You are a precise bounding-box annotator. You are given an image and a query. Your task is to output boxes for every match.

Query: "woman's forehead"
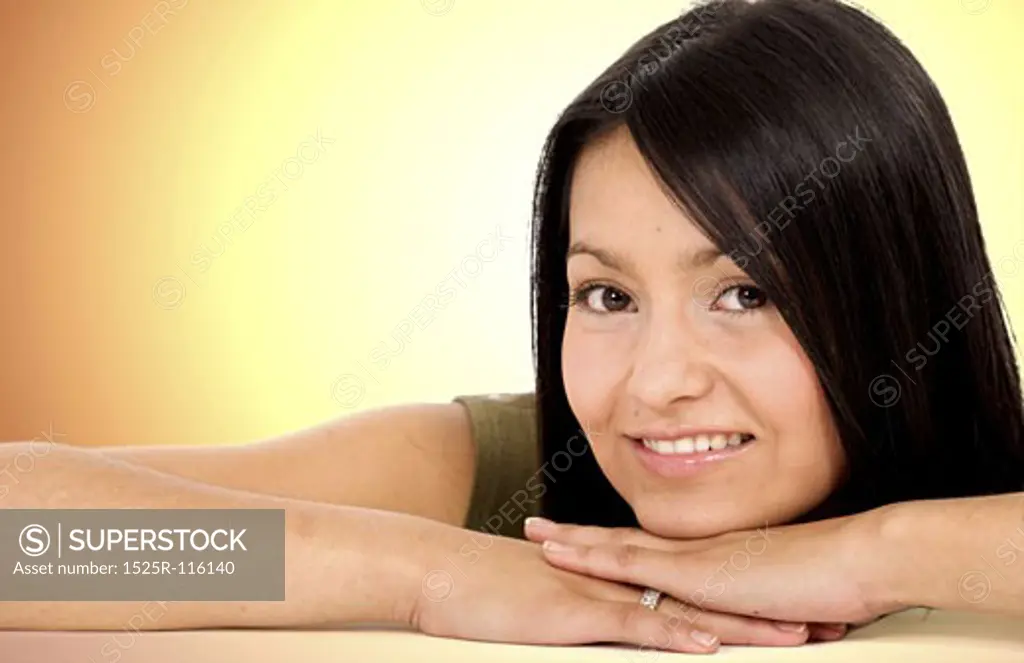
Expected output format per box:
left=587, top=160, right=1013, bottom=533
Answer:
left=569, top=131, right=697, bottom=236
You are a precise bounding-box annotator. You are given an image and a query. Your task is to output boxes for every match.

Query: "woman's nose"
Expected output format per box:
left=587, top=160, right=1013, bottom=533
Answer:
left=625, top=321, right=715, bottom=410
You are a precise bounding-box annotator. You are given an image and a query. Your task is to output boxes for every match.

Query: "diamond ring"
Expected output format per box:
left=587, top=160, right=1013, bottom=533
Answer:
left=640, top=587, right=664, bottom=611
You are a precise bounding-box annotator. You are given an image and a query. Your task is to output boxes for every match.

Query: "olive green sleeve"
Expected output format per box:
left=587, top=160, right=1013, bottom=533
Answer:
left=452, top=392, right=540, bottom=539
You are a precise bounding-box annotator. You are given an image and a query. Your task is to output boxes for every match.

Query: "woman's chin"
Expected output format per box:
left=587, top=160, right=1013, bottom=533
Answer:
left=635, top=513, right=746, bottom=539
left=631, top=501, right=790, bottom=539
left=632, top=501, right=818, bottom=539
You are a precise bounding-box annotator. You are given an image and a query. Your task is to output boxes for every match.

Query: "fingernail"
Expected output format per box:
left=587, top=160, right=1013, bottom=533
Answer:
left=542, top=540, right=572, bottom=554
left=691, top=630, right=719, bottom=648
left=524, top=517, right=555, bottom=531
left=774, top=622, right=808, bottom=633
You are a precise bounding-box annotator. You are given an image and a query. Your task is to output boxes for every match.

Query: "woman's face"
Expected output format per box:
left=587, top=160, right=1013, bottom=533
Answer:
left=562, top=126, right=846, bottom=538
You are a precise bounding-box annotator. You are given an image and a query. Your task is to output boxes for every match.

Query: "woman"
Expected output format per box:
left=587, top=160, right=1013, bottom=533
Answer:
left=3, top=0, right=1023, bottom=654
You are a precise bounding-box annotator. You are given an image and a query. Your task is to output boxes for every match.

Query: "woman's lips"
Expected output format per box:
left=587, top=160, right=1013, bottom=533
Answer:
left=629, top=435, right=756, bottom=478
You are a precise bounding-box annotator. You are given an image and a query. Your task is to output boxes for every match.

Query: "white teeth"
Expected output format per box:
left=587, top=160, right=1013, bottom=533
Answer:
left=642, top=434, right=752, bottom=455
left=673, top=438, right=695, bottom=453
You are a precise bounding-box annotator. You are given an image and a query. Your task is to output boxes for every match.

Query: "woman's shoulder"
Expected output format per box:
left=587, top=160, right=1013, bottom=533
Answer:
left=452, top=392, right=540, bottom=538
left=454, top=391, right=535, bottom=413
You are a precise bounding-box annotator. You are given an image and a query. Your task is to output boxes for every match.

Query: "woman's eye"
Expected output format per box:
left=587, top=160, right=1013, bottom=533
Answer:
left=713, top=284, right=768, bottom=312
left=572, top=284, right=634, bottom=313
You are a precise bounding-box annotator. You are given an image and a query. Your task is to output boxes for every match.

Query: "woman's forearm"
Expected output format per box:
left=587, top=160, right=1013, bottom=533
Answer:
left=0, top=442, right=428, bottom=630
left=871, top=492, right=1024, bottom=616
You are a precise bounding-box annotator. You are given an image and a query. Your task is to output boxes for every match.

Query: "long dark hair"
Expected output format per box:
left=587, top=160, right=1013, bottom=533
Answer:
left=531, top=0, right=1024, bottom=527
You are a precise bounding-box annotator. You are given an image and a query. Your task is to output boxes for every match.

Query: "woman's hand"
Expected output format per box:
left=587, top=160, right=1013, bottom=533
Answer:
left=409, top=524, right=830, bottom=653
left=524, top=508, right=904, bottom=633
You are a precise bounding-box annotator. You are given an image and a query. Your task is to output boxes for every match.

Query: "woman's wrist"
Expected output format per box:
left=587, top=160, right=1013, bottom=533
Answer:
left=846, top=501, right=919, bottom=616
left=352, top=509, right=449, bottom=626
left=855, top=494, right=1024, bottom=617
left=285, top=504, right=440, bottom=628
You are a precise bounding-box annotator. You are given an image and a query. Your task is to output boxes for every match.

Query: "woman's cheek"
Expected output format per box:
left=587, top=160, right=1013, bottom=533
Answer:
left=732, top=325, right=845, bottom=479
left=714, top=317, right=814, bottom=395
left=562, top=317, right=633, bottom=422
left=561, top=318, right=589, bottom=409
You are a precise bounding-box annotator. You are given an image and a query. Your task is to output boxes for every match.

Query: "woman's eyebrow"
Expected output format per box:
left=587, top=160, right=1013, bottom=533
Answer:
left=566, top=240, right=724, bottom=275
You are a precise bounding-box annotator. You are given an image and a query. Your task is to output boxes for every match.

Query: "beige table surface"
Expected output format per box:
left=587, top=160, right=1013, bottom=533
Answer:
left=3, top=609, right=1023, bottom=662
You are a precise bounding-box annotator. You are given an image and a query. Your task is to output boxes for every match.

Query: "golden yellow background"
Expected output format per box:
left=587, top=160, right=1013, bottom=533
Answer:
left=0, top=0, right=1021, bottom=448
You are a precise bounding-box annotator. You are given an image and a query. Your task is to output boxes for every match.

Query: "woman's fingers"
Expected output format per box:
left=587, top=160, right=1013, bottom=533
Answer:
left=652, top=595, right=811, bottom=647
left=575, top=597, right=812, bottom=654
left=543, top=540, right=696, bottom=601
left=575, top=568, right=814, bottom=648
left=808, top=623, right=849, bottom=641
left=574, top=599, right=721, bottom=654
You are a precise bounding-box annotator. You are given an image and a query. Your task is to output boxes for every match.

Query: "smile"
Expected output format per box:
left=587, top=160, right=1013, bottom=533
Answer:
left=640, top=433, right=755, bottom=455
left=629, top=432, right=757, bottom=478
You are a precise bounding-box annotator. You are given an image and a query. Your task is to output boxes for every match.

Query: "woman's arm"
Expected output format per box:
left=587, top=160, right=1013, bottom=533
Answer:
left=524, top=492, right=1024, bottom=625
left=0, top=442, right=775, bottom=653
left=0, top=441, right=429, bottom=629
left=870, top=492, right=1024, bottom=616
left=84, top=401, right=478, bottom=526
